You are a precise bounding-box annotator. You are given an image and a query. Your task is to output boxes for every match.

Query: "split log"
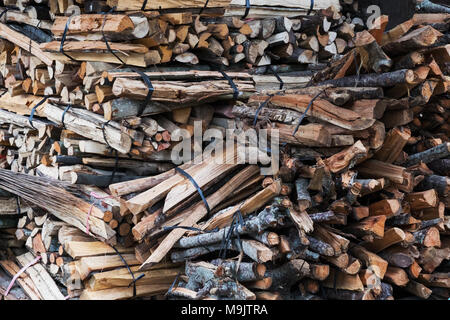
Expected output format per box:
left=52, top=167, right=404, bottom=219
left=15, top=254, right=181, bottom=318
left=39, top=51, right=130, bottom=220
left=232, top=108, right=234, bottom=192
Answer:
left=318, top=69, right=416, bottom=88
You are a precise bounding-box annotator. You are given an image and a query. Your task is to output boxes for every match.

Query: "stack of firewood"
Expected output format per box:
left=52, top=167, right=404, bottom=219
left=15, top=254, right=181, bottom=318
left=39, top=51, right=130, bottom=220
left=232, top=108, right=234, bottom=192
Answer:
left=0, top=0, right=355, bottom=184
left=0, top=0, right=449, bottom=301
left=0, top=1, right=348, bottom=68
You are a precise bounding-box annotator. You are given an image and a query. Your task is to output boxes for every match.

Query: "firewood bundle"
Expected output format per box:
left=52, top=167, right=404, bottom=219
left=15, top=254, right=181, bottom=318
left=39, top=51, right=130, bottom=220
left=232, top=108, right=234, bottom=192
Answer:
left=0, top=1, right=449, bottom=301
left=0, top=1, right=356, bottom=184
left=0, top=1, right=348, bottom=70
left=0, top=0, right=356, bottom=175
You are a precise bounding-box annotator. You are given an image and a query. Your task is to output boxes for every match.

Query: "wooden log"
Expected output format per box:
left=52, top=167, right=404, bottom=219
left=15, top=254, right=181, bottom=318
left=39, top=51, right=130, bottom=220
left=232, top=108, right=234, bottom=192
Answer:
left=324, top=140, right=367, bottom=173
left=404, top=280, right=432, bottom=299
left=51, top=14, right=134, bottom=36
left=312, top=225, right=349, bottom=256
left=351, top=206, right=369, bottom=221
left=356, top=160, right=407, bottom=185
left=0, top=260, right=42, bottom=300
left=112, top=78, right=254, bottom=104
left=249, top=94, right=375, bottom=131
left=80, top=284, right=169, bottom=300
left=349, top=99, right=387, bottom=120
left=43, top=104, right=131, bottom=154
left=295, top=179, right=311, bottom=211
left=322, top=287, right=373, bottom=300
left=211, top=259, right=265, bottom=282
left=107, top=0, right=230, bottom=11
left=383, top=26, right=442, bottom=56
left=138, top=166, right=262, bottom=269
left=318, top=69, right=416, bottom=88
left=271, top=123, right=331, bottom=147
left=127, top=147, right=238, bottom=215
left=374, top=127, right=411, bottom=163
left=266, top=259, right=311, bottom=291
left=349, top=245, right=388, bottom=279
left=64, top=241, right=133, bottom=259
left=412, top=227, right=441, bottom=248
left=323, top=269, right=364, bottom=292
left=0, top=169, right=115, bottom=242
left=104, top=99, right=178, bottom=120
left=379, top=245, right=416, bottom=268
left=175, top=206, right=281, bottom=248
left=407, top=190, right=439, bottom=211
left=384, top=266, right=409, bottom=287
left=408, top=260, right=422, bottom=279
left=16, top=252, right=64, bottom=300
left=419, top=176, right=449, bottom=199
left=201, top=179, right=281, bottom=231
left=363, top=228, right=406, bottom=253
left=419, top=247, right=450, bottom=273
left=241, top=239, right=275, bottom=263
left=251, top=231, right=279, bottom=247
left=355, top=30, right=392, bottom=73
left=369, top=199, right=402, bottom=218
left=86, top=266, right=180, bottom=291
left=382, top=19, right=414, bottom=45
left=406, top=143, right=450, bottom=167
left=344, top=215, right=386, bottom=240
left=418, top=273, right=450, bottom=289
left=0, top=23, right=53, bottom=65
left=75, top=253, right=141, bottom=281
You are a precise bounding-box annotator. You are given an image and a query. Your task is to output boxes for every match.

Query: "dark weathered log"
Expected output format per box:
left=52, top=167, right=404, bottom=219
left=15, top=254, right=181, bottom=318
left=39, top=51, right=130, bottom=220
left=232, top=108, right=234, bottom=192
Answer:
left=308, top=211, right=336, bottom=223
left=418, top=175, right=449, bottom=197
left=81, top=158, right=174, bottom=176
left=355, top=30, right=392, bottom=73
left=377, top=283, right=394, bottom=300
left=170, top=243, right=227, bottom=263
left=266, top=259, right=310, bottom=291
left=232, top=104, right=303, bottom=124
left=406, top=143, right=450, bottom=167
left=0, top=216, right=18, bottom=228
left=416, top=0, right=450, bottom=14
left=404, top=280, right=432, bottom=299
left=394, top=51, right=425, bottom=70
left=175, top=206, right=283, bottom=248
left=384, top=266, right=409, bottom=287
left=210, top=259, right=266, bottom=282
left=379, top=245, right=416, bottom=268
left=322, top=288, right=372, bottom=300
left=306, top=236, right=334, bottom=257
left=427, top=159, right=450, bottom=176
left=419, top=247, right=450, bottom=273
left=103, top=98, right=187, bottom=120
left=184, top=261, right=255, bottom=300
left=318, top=69, right=415, bottom=88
